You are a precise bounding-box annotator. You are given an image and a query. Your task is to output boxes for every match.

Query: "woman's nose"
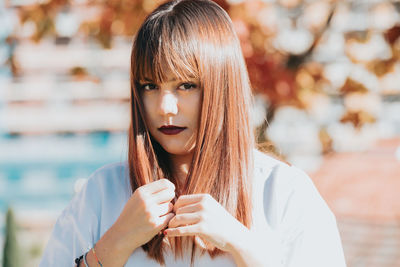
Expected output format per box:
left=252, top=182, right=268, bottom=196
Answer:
left=159, top=92, right=178, bottom=116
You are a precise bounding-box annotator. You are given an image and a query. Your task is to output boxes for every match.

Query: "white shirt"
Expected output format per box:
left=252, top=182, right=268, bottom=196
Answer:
left=40, top=150, right=346, bottom=266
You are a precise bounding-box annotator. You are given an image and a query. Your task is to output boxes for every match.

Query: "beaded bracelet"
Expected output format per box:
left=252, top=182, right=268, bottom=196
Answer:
left=74, top=255, right=84, bottom=267
left=92, top=245, right=103, bottom=267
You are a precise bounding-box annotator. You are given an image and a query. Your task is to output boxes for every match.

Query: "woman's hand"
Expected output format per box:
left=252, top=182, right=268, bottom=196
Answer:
left=113, top=178, right=176, bottom=250
left=85, top=179, right=176, bottom=267
left=164, top=194, right=248, bottom=252
left=164, top=194, right=273, bottom=267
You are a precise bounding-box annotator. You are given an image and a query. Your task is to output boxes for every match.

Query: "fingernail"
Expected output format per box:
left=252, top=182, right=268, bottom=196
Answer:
left=163, top=230, right=167, bottom=235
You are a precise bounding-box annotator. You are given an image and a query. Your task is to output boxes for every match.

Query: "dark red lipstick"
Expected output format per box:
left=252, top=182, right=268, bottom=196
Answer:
left=158, top=125, right=186, bottom=135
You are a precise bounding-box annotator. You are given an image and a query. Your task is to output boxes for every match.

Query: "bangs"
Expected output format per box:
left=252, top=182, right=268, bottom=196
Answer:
left=132, top=11, right=200, bottom=84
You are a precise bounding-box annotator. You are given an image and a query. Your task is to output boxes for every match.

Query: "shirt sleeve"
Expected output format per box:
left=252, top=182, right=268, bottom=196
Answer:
left=278, top=166, right=347, bottom=267
left=39, top=175, right=101, bottom=267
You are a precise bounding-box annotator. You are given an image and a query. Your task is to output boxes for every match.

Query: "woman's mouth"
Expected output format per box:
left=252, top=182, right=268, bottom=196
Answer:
left=158, top=125, right=187, bottom=135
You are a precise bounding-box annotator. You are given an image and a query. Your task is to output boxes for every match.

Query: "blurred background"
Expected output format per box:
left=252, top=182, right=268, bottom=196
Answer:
left=0, top=0, right=399, bottom=266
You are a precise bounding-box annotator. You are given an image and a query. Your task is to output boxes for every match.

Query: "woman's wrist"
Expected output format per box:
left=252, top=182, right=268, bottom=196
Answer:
left=85, top=224, right=139, bottom=267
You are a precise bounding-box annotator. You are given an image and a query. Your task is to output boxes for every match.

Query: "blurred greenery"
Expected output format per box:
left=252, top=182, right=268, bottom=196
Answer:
left=2, top=208, right=21, bottom=267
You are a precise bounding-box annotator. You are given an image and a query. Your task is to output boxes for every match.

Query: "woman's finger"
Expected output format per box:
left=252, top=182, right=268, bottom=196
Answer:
left=175, top=202, right=202, bottom=214
left=168, top=213, right=202, bottom=228
left=140, top=178, right=175, bottom=195
left=164, top=224, right=199, bottom=237
left=174, top=194, right=207, bottom=212
left=158, top=202, right=174, bottom=217
left=156, top=212, right=175, bottom=230
left=153, top=188, right=175, bottom=204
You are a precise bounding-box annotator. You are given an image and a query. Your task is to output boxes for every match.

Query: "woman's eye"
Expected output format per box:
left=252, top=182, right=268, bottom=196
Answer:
left=178, top=83, right=197, bottom=90
left=141, top=83, right=157, bottom=91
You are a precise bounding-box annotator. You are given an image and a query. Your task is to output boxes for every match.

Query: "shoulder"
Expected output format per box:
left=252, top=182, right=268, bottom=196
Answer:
left=253, top=151, right=345, bottom=266
left=75, top=161, right=131, bottom=216
left=253, top=149, right=310, bottom=190
left=60, top=161, right=130, bottom=221
left=83, top=161, right=131, bottom=196
left=87, top=161, right=129, bottom=185
left=253, top=150, right=306, bottom=193
left=252, top=149, right=334, bottom=226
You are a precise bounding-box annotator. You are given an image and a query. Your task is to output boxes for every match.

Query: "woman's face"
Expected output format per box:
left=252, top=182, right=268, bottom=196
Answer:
left=140, top=73, right=202, bottom=156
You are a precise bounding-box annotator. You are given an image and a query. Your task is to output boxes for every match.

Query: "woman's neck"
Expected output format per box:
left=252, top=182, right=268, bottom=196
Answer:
left=169, top=152, right=193, bottom=185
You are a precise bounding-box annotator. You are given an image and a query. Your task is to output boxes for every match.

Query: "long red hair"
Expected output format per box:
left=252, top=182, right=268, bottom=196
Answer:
left=128, top=0, right=254, bottom=264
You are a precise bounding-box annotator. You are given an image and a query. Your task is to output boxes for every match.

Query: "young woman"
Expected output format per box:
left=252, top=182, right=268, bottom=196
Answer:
left=40, top=0, right=346, bottom=266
